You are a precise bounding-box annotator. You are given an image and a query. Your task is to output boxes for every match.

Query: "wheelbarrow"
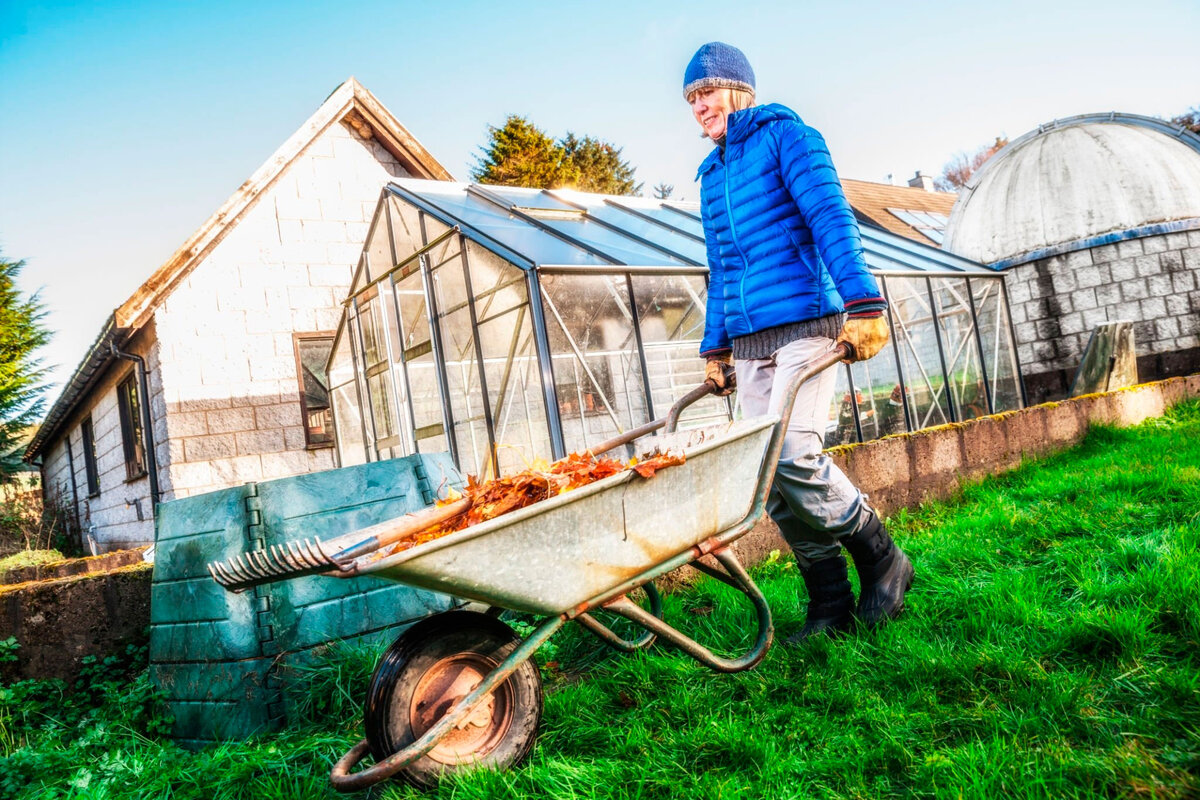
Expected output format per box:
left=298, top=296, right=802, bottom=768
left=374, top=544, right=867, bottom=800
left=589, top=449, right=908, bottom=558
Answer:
left=208, top=342, right=850, bottom=790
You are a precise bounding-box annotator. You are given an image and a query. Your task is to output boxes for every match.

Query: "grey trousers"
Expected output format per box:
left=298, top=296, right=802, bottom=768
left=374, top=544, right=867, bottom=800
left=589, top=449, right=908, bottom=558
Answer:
left=735, top=337, right=869, bottom=567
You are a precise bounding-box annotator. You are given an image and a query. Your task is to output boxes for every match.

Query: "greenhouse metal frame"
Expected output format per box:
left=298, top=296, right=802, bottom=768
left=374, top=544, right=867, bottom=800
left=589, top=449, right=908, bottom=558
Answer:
left=328, top=180, right=1026, bottom=477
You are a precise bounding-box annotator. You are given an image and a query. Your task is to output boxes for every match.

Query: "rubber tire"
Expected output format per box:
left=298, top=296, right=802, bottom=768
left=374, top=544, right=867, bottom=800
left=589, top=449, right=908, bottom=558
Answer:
left=364, top=610, right=543, bottom=788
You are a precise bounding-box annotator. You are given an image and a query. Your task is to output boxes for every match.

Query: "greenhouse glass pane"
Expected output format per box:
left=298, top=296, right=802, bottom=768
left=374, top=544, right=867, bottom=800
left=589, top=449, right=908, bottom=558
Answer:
left=477, top=305, right=552, bottom=474
left=401, top=184, right=606, bottom=266
left=886, top=277, right=953, bottom=429
left=931, top=278, right=988, bottom=420
left=395, top=268, right=432, bottom=353
left=333, top=383, right=366, bottom=467
left=442, top=309, right=490, bottom=475
left=822, top=363, right=858, bottom=448
left=364, top=205, right=394, bottom=284
left=972, top=278, right=1023, bottom=412
left=429, top=245, right=472, bottom=326
left=630, top=274, right=729, bottom=430
left=566, top=200, right=707, bottom=264
left=357, top=291, right=400, bottom=454
left=327, top=325, right=355, bottom=391
left=536, top=216, right=693, bottom=266
left=465, top=239, right=528, bottom=322
left=387, top=196, right=425, bottom=263
left=848, top=340, right=908, bottom=440
left=358, top=289, right=387, bottom=368
left=616, top=203, right=705, bottom=239
left=393, top=269, right=446, bottom=454
left=540, top=273, right=647, bottom=453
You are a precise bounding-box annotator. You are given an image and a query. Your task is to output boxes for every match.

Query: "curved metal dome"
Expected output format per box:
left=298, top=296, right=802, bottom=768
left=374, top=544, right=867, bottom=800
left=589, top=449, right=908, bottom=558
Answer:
left=943, top=113, right=1200, bottom=267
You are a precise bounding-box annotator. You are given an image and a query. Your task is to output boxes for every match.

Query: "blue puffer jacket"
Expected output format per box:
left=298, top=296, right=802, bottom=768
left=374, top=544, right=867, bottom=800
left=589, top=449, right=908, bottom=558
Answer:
left=698, top=103, right=884, bottom=356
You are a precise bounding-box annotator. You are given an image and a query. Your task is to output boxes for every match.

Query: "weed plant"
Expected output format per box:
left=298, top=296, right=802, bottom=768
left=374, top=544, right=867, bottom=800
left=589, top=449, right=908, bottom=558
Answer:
left=2, top=402, right=1198, bottom=798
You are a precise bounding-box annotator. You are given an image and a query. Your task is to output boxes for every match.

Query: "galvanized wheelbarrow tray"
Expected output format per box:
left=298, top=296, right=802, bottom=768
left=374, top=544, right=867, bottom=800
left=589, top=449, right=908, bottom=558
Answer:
left=209, top=343, right=849, bottom=790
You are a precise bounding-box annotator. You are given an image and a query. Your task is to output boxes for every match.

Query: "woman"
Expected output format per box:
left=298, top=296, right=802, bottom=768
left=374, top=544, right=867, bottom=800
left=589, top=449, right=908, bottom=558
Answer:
left=685, top=42, right=913, bottom=642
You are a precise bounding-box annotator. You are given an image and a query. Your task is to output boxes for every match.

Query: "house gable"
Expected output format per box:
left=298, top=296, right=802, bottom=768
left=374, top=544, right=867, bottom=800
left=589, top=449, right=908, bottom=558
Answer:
left=29, top=79, right=453, bottom=550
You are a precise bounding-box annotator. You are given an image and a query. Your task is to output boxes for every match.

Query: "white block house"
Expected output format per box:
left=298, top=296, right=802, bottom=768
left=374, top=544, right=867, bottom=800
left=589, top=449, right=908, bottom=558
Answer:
left=26, top=79, right=453, bottom=552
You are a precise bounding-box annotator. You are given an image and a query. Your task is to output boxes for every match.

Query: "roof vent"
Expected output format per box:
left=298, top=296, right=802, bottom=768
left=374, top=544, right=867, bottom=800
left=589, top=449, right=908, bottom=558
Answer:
left=514, top=206, right=585, bottom=221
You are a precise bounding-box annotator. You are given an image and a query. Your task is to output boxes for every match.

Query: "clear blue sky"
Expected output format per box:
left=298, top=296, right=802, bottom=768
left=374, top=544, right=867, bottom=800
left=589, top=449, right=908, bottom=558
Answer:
left=2, top=0, right=1197, bottom=391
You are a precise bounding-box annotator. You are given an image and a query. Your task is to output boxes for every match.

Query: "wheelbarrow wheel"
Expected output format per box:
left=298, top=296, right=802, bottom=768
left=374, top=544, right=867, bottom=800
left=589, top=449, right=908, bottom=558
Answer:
left=364, top=610, right=543, bottom=788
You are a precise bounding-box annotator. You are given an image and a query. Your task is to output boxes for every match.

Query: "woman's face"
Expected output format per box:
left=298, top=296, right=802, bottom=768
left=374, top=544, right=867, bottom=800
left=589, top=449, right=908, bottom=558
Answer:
left=689, top=87, right=734, bottom=140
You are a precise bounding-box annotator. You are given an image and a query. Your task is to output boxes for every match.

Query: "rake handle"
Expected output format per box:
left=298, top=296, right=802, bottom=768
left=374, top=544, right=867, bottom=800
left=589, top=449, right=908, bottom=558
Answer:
left=330, top=496, right=472, bottom=562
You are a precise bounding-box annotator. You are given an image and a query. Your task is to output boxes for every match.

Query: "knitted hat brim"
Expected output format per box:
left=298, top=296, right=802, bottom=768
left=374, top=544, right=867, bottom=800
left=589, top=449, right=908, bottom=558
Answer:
left=683, top=77, right=755, bottom=100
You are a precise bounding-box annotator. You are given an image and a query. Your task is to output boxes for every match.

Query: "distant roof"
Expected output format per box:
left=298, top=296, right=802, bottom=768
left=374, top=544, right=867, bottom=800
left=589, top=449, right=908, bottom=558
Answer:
left=943, top=112, right=1200, bottom=268
left=27, top=79, right=452, bottom=462
left=842, top=179, right=957, bottom=245
left=388, top=180, right=995, bottom=277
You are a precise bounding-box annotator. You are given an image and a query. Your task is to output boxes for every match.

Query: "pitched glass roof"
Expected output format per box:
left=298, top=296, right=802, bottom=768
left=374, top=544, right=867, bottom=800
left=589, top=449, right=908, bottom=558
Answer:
left=389, top=180, right=996, bottom=276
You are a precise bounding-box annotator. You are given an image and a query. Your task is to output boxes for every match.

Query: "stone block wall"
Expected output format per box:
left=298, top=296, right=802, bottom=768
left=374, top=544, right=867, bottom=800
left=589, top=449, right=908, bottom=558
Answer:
left=151, top=119, right=411, bottom=503
left=1005, top=229, right=1200, bottom=402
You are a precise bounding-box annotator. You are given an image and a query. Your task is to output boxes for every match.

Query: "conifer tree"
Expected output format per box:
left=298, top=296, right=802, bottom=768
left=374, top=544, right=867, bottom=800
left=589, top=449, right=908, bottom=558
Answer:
left=472, top=116, right=640, bottom=196
left=0, top=253, right=50, bottom=481
left=471, top=115, right=568, bottom=189
left=559, top=134, right=641, bottom=196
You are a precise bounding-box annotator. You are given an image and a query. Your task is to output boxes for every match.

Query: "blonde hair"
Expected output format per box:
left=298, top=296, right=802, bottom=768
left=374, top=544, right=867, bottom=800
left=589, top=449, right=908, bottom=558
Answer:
left=687, top=87, right=757, bottom=139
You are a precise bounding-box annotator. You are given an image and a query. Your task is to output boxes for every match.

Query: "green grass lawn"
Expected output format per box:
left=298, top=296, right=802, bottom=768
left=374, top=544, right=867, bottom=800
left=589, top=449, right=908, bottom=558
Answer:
left=3, top=401, right=1199, bottom=799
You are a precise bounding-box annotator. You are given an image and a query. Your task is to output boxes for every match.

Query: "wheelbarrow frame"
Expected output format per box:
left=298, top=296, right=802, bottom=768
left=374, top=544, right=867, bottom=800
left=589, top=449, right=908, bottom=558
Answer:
left=328, top=343, right=850, bottom=791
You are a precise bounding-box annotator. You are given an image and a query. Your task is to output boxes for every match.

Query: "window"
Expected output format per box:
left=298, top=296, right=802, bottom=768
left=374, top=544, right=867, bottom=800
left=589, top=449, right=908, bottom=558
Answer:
left=80, top=415, right=99, bottom=497
left=117, top=374, right=146, bottom=480
left=294, top=333, right=335, bottom=448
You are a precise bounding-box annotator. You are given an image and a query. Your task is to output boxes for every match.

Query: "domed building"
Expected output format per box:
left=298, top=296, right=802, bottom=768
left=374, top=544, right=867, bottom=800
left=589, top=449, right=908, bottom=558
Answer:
left=943, top=112, right=1200, bottom=402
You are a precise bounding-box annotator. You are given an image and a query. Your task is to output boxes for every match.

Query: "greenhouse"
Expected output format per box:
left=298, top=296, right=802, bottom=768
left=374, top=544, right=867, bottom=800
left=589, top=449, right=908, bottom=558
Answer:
left=328, top=180, right=1026, bottom=477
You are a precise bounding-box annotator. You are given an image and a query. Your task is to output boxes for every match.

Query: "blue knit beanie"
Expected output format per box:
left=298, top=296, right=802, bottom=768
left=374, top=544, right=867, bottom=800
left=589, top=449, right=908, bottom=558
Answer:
left=683, top=42, right=755, bottom=100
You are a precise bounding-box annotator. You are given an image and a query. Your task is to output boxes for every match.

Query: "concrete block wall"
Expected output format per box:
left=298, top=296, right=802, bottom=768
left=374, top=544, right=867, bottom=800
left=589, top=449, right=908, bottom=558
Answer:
left=1005, top=230, right=1200, bottom=401
left=38, top=329, right=162, bottom=551
left=153, top=120, right=411, bottom=501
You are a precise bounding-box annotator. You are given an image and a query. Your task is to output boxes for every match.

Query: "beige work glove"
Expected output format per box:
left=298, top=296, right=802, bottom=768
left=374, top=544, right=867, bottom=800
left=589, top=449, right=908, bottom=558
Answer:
left=704, top=353, right=736, bottom=396
left=837, top=315, right=890, bottom=362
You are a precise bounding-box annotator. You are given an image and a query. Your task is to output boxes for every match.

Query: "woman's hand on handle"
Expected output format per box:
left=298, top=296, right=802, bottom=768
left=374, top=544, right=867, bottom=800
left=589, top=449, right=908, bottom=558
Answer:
left=837, top=316, right=890, bottom=362
left=704, top=354, right=736, bottom=395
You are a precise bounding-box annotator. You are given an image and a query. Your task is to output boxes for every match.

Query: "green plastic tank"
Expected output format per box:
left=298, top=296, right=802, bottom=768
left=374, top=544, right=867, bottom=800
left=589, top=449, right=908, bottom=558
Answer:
left=149, top=453, right=464, bottom=748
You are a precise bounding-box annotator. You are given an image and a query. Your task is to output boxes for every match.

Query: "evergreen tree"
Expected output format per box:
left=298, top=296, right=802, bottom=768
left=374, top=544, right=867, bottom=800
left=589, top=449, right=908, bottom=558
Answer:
left=472, top=116, right=641, bottom=196
left=0, top=253, right=50, bottom=481
left=652, top=182, right=674, bottom=200
left=559, top=134, right=641, bottom=196
left=471, top=115, right=567, bottom=189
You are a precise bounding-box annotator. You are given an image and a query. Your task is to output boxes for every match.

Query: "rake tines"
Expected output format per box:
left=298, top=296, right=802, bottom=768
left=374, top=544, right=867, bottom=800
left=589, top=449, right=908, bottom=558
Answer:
left=208, top=537, right=344, bottom=593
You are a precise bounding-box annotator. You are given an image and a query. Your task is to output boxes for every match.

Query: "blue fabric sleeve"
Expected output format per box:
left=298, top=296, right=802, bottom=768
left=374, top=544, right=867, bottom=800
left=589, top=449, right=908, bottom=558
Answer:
left=773, top=122, right=884, bottom=307
left=699, top=199, right=732, bottom=356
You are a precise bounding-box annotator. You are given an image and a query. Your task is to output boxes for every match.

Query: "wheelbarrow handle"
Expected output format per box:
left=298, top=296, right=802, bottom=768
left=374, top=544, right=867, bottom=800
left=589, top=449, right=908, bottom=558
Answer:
left=589, top=342, right=851, bottom=458
left=588, top=382, right=717, bottom=457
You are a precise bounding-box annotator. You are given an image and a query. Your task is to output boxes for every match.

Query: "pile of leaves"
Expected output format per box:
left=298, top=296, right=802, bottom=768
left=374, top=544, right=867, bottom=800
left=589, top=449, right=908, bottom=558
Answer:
left=390, top=450, right=685, bottom=553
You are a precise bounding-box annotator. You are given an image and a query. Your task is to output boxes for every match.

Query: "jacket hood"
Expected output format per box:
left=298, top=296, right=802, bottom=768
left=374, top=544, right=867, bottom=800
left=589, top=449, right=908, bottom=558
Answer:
left=696, top=103, right=803, bottom=179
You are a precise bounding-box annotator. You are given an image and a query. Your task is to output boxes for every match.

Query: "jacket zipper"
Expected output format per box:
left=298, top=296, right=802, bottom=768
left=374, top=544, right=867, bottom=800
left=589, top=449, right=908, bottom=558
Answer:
left=721, top=146, right=753, bottom=332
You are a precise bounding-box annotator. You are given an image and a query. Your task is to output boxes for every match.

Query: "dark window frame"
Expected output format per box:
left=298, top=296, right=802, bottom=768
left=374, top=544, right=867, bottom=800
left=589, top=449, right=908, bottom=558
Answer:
left=293, top=331, right=336, bottom=450
left=116, top=372, right=147, bottom=482
left=80, top=415, right=100, bottom=497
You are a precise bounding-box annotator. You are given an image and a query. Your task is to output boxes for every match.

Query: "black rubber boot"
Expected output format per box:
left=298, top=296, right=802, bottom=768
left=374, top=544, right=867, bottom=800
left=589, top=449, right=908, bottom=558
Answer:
left=843, top=511, right=914, bottom=627
left=784, top=554, right=855, bottom=646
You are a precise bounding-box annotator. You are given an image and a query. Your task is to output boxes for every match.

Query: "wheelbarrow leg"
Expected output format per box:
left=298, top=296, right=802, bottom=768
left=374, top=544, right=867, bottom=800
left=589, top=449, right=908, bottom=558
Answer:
left=575, top=582, right=663, bottom=652
left=603, top=548, right=774, bottom=674
left=329, top=614, right=565, bottom=792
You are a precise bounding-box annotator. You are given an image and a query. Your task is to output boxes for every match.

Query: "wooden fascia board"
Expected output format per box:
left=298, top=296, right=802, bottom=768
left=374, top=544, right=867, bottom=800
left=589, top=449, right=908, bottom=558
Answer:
left=349, top=81, right=454, bottom=181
